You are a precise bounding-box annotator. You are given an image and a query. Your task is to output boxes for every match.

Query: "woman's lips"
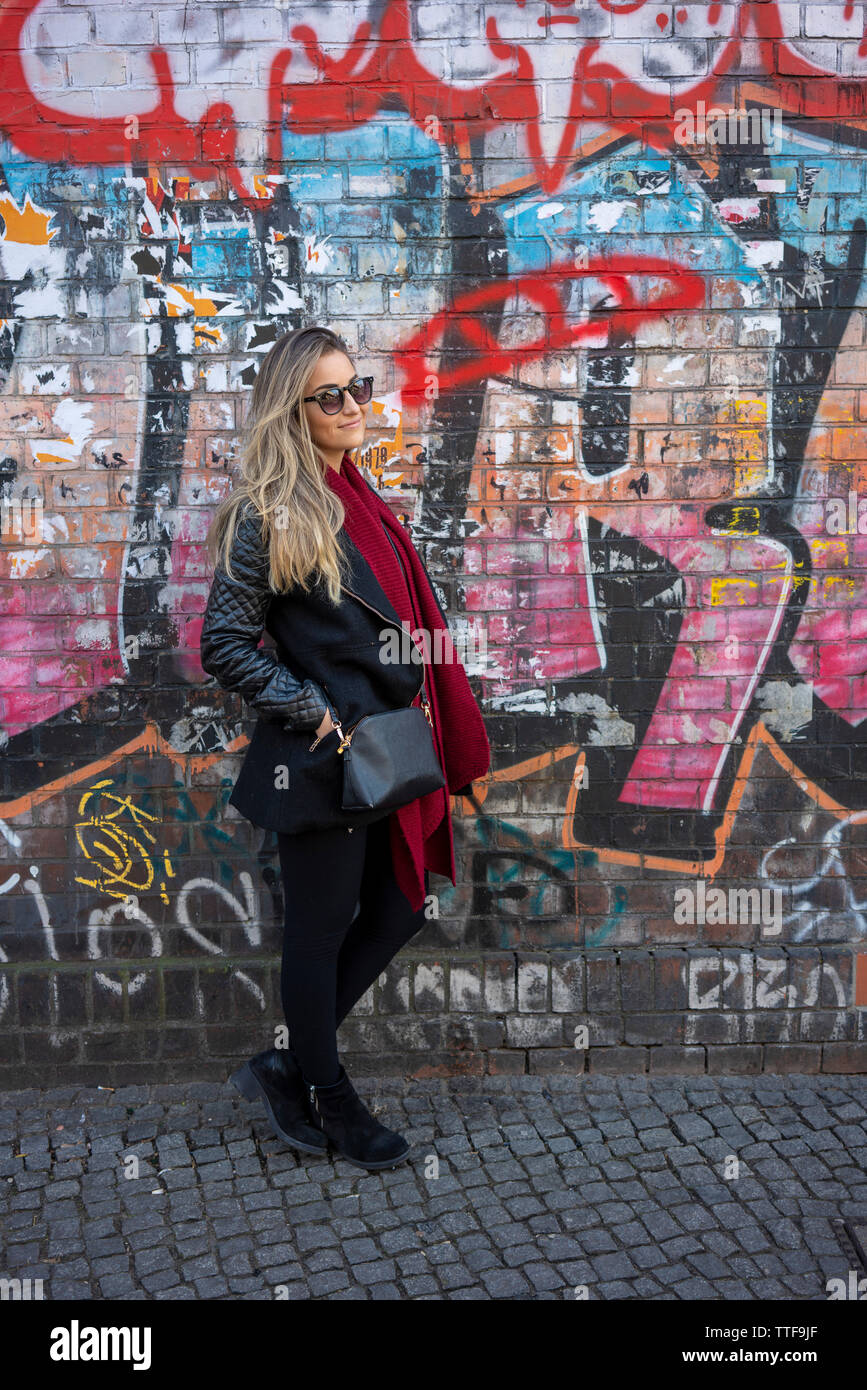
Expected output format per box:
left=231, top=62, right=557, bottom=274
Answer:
left=339, top=419, right=362, bottom=428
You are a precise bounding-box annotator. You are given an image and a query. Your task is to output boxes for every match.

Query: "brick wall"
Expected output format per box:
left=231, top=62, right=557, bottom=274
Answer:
left=2, top=1, right=867, bottom=1084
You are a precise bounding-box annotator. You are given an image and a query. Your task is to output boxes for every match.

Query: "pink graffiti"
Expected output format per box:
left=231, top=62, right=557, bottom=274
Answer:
left=466, top=499, right=798, bottom=814
left=617, top=533, right=795, bottom=812
left=787, top=498, right=867, bottom=727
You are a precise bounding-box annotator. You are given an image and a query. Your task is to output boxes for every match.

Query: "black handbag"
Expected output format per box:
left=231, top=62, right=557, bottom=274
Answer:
left=315, top=524, right=446, bottom=814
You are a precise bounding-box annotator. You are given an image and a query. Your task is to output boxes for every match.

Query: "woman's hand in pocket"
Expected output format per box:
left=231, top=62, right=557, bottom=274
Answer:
left=314, top=707, right=337, bottom=740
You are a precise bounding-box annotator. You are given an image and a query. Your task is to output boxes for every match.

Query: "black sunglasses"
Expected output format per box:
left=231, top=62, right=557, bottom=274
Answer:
left=302, top=375, right=374, bottom=415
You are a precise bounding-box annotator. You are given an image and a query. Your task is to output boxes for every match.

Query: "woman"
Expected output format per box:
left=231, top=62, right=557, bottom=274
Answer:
left=200, top=325, right=490, bottom=1171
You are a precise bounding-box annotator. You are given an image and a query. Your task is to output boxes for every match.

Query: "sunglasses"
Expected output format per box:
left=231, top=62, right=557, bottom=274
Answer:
left=302, top=375, right=374, bottom=415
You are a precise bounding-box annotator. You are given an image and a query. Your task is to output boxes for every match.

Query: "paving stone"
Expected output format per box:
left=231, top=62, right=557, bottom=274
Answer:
left=2, top=1074, right=865, bottom=1301
left=672, top=1114, right=715, bottom=1143
left=480, top=1268, right=533, bottom=1297
left=591, top=1252, right=639, bottom=1280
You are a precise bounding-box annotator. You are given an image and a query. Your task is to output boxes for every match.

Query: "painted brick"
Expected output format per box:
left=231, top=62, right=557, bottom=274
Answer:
left=1, top=4, right=866, bottom=1085
left=505, top=1016, right=565, bottom=1049
left=517, top=959, right=549, bottom=1013
left=449, top=964, right=483, bottom=1013
left=585, top=956, right=619, bottom=1013
left=551, top=958, right=584, bottom=1013
left=483, top=958, right=516, bottom=1014
left=706, top=1046, right=765, bottom=1074
left=587, top=1048, right=648, bottom=1075
left=413, top=965, right=445, bottom=1013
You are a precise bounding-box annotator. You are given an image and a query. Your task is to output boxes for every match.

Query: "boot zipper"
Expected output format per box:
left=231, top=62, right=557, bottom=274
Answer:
left=309, top=1082, right=320, bottom=1124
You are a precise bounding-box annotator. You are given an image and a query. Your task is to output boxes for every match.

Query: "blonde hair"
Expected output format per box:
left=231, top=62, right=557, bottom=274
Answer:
left=206, top=325, right=359, bottom=605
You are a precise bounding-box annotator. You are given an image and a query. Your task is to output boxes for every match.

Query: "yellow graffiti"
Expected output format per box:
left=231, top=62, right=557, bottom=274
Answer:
left=358, top=398, right=414, bottom=487
left=194, top=321, right=226, bottom=349
left=734, top=464, right=769, bottom=494
left=823, top=574, right=856, bottom=598
left=733, top=398, right=766, bottom=424
left=809, top=538, right=850, bottom=563
left=710, top=577, right=759, bottom=605
left=712, top=505, right=760, bottom=536
left=74, top=778, right=174, bottom=904
left=34, top=436, right=77, bottom=466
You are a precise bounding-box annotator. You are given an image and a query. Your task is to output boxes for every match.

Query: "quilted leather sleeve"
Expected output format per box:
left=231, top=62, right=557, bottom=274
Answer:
left=200, top=505, right=330, bottom=732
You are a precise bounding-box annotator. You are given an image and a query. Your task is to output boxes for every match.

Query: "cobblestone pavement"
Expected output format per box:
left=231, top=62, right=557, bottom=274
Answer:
left=2, top=1073, right=866, bottom=1301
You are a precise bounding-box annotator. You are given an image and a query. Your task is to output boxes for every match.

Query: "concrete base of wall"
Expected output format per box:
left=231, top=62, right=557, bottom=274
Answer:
left=2, top=947, right=866, bottom=1088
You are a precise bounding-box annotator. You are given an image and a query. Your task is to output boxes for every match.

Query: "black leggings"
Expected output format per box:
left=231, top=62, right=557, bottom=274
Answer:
left=276, top=816, right=429, bottom=1087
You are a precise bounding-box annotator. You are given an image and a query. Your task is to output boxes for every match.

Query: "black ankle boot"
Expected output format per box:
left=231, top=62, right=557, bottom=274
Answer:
left=307, top=1065, right=411, bottom=1171
left=230, top=1047, right=327, bottom=1155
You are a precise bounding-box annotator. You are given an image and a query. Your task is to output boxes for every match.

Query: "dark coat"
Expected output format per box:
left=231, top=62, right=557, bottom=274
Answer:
left=200, top=503, right=455, bottom=834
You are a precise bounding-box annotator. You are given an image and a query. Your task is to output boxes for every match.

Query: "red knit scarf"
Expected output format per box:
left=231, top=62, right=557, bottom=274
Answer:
left=323, top=451, right=490, bottom=910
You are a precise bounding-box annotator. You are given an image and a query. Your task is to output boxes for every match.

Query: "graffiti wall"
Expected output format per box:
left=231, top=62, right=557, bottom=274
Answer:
left=2, top=1, right=867, bottom=1082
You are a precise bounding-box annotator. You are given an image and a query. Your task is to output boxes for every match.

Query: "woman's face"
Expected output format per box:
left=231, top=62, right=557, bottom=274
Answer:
left=301, top=349, right=368, bottom=465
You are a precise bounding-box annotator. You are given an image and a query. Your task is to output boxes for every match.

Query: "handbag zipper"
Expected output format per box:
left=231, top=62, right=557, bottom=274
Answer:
left=330, top=699, right=432, bottom=755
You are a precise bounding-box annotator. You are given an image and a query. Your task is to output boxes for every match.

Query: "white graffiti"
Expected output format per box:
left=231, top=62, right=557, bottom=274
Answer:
left=0, top=870, right=266, bottom=1038
left=88, top=873, right=265, bottom=1008
left=687, top=952, right=848, bottom=1011
left=686, top=952, right=849, bottom=1043
left=760, top=811, right=867, bottom=942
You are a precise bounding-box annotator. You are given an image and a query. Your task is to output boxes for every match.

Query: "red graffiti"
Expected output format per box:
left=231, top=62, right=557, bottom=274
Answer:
left=395, top=256, right=705, bottom=403
left=0, top=2, right=864, bottom=205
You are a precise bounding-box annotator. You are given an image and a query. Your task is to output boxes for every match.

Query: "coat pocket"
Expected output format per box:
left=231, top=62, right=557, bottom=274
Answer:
left=229, top=716, right=393, bottom=835
left=301, top=641, right=423, bottom=729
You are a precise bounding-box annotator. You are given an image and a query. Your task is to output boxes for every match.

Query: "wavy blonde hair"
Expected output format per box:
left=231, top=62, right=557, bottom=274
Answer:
left=206, top=325, right=360, bottom=605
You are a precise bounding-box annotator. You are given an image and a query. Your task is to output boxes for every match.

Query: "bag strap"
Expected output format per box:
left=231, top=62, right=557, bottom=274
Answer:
left=380, top=520, right=432, bottom=716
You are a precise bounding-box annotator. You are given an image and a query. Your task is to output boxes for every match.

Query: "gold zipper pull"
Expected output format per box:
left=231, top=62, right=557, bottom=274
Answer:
left=310, top=688, right=342, bottom=751
left=334, top=717, right=352, bottom=752
left=310, top=715, right=357, bottom=753
left=329, top=716, right=349, bottom=752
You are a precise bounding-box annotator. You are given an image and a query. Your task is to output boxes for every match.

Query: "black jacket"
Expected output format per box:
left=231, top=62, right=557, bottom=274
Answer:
left=200, top=502, right=456, bottom=834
